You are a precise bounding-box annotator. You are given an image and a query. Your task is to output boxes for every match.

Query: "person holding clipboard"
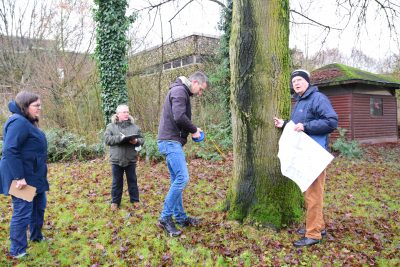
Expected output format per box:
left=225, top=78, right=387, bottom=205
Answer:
left=0, top=91, right=49, bottom=259
left=104, top=104, right=144, bottom=211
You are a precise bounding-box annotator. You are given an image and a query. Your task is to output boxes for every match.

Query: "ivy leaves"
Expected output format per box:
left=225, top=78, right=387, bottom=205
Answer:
left=94, top=0, right=137, bottom=125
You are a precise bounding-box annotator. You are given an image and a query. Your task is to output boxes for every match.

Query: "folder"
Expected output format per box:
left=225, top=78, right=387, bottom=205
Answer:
left=8, top=180, right=37, bottom=202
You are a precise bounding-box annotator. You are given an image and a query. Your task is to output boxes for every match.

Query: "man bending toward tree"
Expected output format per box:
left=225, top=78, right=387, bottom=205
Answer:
left=157, top=71, right=208, bottom=237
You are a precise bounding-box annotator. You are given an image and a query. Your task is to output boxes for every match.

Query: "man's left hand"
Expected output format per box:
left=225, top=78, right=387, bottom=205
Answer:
left=192, top=128, right=202, bottom=139
left=129, top=138, right=138, bottom=145
left=294, top=123, right=304, bottom=132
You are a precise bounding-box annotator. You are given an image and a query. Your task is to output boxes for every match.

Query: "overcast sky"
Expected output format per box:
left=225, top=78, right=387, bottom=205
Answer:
left=129, top=0, right=399, bottom=61
left=4, top=0, right=399, bottom=63
left=128, top=0, right=223, bottom=52
left=290, top=1, right=399, bottom=61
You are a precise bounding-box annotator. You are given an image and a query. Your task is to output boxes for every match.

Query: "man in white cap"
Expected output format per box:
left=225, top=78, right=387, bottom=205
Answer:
left=274, top=69, right=338, bottom=247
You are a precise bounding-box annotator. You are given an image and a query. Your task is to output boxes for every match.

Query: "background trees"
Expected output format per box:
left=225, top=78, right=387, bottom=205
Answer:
left=0, top=0, right=398, bottom=157
left=0, top=0, right=101, bottom=139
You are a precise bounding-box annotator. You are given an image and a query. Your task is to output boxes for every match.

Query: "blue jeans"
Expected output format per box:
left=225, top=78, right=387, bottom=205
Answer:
left=158, top=141, right=189, bottom=223
left=111, top=164, right=139, bottom=205
left=10, top=192, right=46, bottom=256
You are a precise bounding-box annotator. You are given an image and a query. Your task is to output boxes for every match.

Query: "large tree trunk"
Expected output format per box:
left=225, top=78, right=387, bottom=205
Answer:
left=226, top=0, right=303, bottom=228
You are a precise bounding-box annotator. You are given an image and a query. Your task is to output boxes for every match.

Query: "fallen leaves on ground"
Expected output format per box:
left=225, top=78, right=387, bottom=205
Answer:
left=0, top=143, right=399, bottom=266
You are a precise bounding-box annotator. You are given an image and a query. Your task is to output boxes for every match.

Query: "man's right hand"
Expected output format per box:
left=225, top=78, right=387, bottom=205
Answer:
left=192, top=128, right=202, bottom=139
left=273, top=117, right=284, bottom=128
left=15, top=179, right=27, bottom=190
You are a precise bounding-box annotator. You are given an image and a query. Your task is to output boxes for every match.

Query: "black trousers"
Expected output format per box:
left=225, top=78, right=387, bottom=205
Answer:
left=111, top=163, right=139, bottom=205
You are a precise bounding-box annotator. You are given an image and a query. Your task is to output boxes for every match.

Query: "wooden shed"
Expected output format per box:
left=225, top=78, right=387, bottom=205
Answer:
left=310, top=63, right=400, bottom=144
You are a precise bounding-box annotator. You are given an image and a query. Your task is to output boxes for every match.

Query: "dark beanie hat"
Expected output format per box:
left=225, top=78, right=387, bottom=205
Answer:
left=291, top=69, right=310, bottom=84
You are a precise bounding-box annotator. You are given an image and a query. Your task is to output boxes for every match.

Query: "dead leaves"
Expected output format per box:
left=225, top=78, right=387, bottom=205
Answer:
left=0, top=142, right=399, bottom=265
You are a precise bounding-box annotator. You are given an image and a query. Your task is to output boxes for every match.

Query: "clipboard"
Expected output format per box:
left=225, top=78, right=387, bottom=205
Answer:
left=121, top=134, right=141, bottom=143
left=8, top=180, right=37, bottom=202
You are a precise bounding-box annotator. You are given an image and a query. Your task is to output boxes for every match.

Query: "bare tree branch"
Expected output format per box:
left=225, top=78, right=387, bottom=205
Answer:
left=290, top=9, right=342, bottom=31
left=207, top=0, right=226, bottom=8
left=168, top=0, right=194, bottom=37
left=130, top=0, right=227, bottom=52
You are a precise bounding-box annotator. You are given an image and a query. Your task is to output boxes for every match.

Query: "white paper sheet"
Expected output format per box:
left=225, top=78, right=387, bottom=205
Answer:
left=278, top=121, right=334, bottom=192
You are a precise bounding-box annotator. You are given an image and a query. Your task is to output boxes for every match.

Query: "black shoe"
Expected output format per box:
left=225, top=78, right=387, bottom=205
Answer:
left=293, top=237, right=320, bottom=247
left=157, top=217, right=182, bottom=237
left=296, top=228, right=327, bottom=236
left=177, top=217, right=201, bottom=228
left=31, top=236, right=46, bottom=242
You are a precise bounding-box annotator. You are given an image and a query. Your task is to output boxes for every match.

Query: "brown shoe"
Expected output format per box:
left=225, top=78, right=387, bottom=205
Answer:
left=111, top=203, right=119, bottom=211
left=133, top=202, right=140, bottom=209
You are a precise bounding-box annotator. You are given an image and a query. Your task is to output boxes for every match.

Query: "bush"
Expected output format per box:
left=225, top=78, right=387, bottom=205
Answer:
left=332, top=128, right=363, bottom=159
left=139, top=132, right=163, bottom=163
left=138, top=123, right=232, bottom=163
left=187, top=123, right=232, bottom=161
left=45, top=128, right=104, bottom=162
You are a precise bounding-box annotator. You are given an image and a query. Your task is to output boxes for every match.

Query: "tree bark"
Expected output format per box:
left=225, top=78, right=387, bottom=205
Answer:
left=226, top=0, right=303, bottom=228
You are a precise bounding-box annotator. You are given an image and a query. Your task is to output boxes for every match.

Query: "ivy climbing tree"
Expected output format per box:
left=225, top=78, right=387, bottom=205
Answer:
left=94, top=0, right=136, bottom=124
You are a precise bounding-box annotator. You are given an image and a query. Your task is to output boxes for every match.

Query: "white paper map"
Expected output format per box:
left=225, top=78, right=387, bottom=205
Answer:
left=278, top=121, right=334, bottom=192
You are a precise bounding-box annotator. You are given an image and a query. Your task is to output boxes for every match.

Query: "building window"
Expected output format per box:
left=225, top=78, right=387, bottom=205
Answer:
left=163, top=62, right=172, bottom=70
left=182, top=56, right=194, bottom=66
left=370, top=97, right=383, bottom=116
left=172, top=59, right=181, bottom=68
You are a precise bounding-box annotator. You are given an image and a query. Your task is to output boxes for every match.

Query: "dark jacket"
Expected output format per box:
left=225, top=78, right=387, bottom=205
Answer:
left=290, top=85, right=338, bottom=150
left=0, top=101, right=49, bottom=195
left=104, top=115, right=144, bottom=167
left=157, top=77, right=197, bottom=146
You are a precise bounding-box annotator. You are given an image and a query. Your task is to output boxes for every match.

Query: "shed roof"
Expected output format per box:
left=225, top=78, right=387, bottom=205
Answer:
left=311, top=63, right=400, bottom=88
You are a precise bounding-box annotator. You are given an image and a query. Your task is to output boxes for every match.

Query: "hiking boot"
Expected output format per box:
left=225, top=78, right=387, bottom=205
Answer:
left=132, top=202, right=140, bottom=209
left=111, top=203, right=119, bottom=211
left=31, top=236, right=46, bottom=242
left=177, top=217, right=201, bottom=228
left=296, top=228, right=327, bottom=236
left=157, top=217, right=182, bottom=237
left=293, top=237, right=320, bottom=247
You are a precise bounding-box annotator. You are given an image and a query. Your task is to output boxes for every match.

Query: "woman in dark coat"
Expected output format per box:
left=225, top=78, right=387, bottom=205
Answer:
left=0, top=91, right=49, bottom=258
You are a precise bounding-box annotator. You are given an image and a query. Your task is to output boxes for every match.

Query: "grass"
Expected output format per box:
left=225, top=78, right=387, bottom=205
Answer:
left=0, top=142, right=399, bottom=266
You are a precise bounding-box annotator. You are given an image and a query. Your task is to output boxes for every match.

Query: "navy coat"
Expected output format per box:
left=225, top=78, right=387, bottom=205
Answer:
left=0, top=101, right=49, bottom=195
left=291, top=85, right=338, bottom=150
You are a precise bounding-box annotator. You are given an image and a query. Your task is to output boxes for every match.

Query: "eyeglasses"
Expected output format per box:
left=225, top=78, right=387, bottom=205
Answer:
left=198, top=82, right=207, bottom=91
